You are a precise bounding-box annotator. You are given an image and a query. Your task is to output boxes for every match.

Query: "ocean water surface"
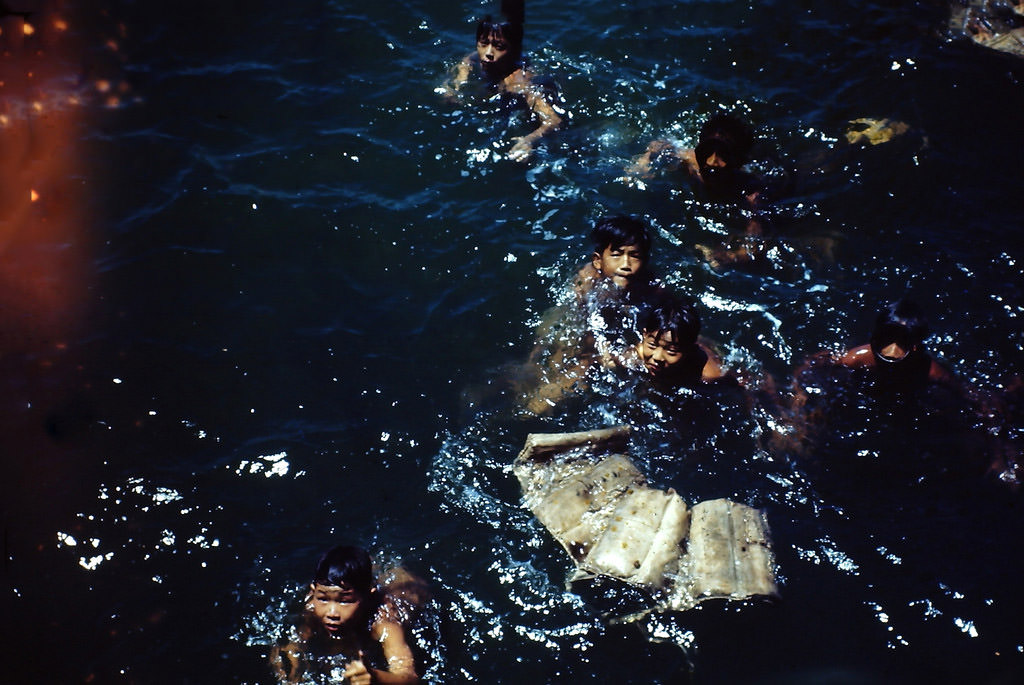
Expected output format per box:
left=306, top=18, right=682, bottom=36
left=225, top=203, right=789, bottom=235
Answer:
left=2, top=0, right=1024, bottom=682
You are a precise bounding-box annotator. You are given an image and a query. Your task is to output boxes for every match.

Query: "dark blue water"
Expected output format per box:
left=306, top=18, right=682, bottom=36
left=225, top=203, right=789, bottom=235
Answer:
left=3, top=0, right=1024, bottom=682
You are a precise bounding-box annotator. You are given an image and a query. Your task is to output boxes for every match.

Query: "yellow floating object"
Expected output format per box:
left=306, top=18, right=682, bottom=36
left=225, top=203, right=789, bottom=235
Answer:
left=844, top=118, right=910, bottom=146
left=514, top=425, right=779, bottom=613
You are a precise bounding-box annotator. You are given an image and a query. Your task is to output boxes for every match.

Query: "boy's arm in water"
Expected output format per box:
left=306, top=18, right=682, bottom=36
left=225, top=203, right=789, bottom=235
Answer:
left=695, top=192, right=767, bottom=268
left=437, top=54, right=473, bottom=102
left=766, top=350, right=836, bottom=455
left=504, top=69, right=563, bottom=161
left=835, top=344, right=872, bottom=368
left=269, top=641, right=303, bottom=683
left=625, top=139, right=688, bottom=178
left=343, top=618, right=419, bottom=685
left=698, top=338, right=766, bottom=388
left=522, top=346, right=592, bottom=415
left=743, top=189, right=764, bottom=236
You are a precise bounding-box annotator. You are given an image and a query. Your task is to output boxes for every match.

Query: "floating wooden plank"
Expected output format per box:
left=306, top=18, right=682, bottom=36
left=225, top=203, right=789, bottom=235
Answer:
left=669, top=498, right=777, bottom=611
left=514, top=426, right=779, bottom=614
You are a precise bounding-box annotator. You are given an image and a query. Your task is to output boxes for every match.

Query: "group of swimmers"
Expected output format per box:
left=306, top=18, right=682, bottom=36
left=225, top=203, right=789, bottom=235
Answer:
left=269, top=2, right=1022, bottom=681
left=436, top=1, right=1017, bottom=467
left=437, top=0, right=925, bottom=271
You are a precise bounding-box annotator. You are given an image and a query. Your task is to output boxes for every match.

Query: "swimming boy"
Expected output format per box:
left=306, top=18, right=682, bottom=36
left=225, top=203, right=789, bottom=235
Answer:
left=439, top=0, right=564, bottom=162
left=811, top=300, right=951, bottom=388
left=780, top=301, right=956, bottom=442
left=270, top=545, right=421, bottom=684
left=574, top=215, right=661, bottom=300
left=629, top=297, right=727, bottom=388
left=519, top=216, right=661, bottom=414
left=630, top=113, right=759, bottom=210
left=628, top=114, right=771, bottom=267
left=775, top=300, right=1018, bottom=483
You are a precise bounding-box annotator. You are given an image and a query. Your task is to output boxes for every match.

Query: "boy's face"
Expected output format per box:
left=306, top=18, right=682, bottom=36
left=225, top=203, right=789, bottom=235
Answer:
left=308, top=582, right=371, bottom=635
left=592, top=243, right=646, bottom=288
left=637, top=329, right=684, bottom=377
left=477, top=31, right=509, bottom=65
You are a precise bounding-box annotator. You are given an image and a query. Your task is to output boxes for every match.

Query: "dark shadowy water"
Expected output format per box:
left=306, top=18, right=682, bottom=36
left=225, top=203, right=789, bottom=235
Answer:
left=2, top=0, right=1024, bottom=682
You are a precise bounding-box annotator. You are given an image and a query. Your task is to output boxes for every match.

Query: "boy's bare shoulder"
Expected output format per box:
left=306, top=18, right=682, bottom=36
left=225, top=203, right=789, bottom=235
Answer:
left=576, top=261, right=598, bottom=278
left=373, top=565, right=432, bottom=626
left=379, top=566, right=431, bottom=604
left=502, top=67, right=535, bottom=91
left=836, top=344, right=873, bottom=368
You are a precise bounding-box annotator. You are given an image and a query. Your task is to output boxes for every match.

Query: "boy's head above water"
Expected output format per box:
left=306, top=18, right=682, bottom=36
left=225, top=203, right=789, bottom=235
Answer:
left=694, top=113, right=754, bottom=173
left=308, top=545, right=376, bottom=635
left=870, top=300, right=928, bottom=364
left=476, top=0, right=524, bottom=75
left=589, top=215, right=651, bottom=289
left=637, top=300, right=701, bottom=379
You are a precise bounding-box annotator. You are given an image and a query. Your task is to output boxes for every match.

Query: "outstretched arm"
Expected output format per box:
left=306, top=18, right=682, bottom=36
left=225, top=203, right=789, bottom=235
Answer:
left=505, top=71, right=564, bottom=161
left=625, top=140, right=688, bottom=178
left=437, top=55, right=473, bottom=102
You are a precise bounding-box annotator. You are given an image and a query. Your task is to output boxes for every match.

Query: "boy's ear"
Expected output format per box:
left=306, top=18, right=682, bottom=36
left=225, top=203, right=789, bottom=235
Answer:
left=591, top=252, right=602, bottom=272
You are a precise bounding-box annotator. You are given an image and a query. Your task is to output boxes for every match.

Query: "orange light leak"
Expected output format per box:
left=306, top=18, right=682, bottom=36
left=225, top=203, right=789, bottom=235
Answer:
left=0, top=2, right=91, bottom=354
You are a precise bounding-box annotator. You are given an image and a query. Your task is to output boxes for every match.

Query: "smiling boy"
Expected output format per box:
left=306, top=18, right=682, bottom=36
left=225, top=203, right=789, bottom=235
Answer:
left=631, top=298, right=726, bottom=388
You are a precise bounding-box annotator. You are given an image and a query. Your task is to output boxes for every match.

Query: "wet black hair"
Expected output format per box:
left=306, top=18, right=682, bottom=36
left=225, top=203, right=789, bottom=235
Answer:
left=870, top=300, right=928, bottom=364
left=640, top=297, right=701, bottom=346
left=312, top=545, right=374, bottom=593
left=476, top=0, right=525, bottom=66
left=590, top=215, right=652, bottom=255
left=694, top=113, right=755, bottom=170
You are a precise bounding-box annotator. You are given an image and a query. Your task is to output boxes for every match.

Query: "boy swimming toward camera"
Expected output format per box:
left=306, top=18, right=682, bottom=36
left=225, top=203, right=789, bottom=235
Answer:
left=439, top=0, right=564, bottom=161
left=522, top=216, right=660, bottom=413
left=627, top=113, right=774, bottom=268
left=626, top=297, right=727, bottom=388
left=772, top=300, right=1019, bottom=485
left=574, top=215, right=658, bottom=301
left=270, top=545, right=424, bottom=684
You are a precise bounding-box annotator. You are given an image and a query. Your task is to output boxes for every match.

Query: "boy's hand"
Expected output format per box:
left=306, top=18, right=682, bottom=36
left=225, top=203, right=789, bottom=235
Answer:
left=344, top=652, right=373, bottom=685
left=508, top=136, right=534, bottom=162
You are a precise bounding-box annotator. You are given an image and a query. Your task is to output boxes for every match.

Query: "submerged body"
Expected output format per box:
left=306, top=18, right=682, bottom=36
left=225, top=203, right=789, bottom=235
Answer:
left=950, top=0, right=1024, bottom=57
left=776, top=301, right=1012, bottom=487
left=627, top=114, right=774, bottom=268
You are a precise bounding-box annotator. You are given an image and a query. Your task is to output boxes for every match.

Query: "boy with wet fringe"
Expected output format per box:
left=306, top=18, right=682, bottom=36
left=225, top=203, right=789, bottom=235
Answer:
left=439, top=0, right=565, bottom=161
left=270, top=545, right=427, bottom=684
